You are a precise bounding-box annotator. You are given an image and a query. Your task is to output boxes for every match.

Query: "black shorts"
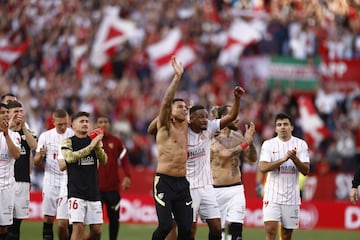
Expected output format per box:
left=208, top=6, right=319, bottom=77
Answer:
left=153, top=173, right=193, bottom=235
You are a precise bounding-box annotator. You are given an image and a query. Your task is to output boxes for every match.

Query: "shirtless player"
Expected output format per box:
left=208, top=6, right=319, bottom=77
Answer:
left=210, top=105, right=257, bottom=240
left=151, top=56, right=193, bottom=240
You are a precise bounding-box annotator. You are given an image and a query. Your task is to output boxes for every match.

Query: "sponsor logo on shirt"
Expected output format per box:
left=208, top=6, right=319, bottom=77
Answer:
left=279, top=165, right=296, bottom=174
left=188, top=148, right=206, bottom=160
left=78, top=156, right=95, bottom=165
left=0, top=153, right=12, bottom=160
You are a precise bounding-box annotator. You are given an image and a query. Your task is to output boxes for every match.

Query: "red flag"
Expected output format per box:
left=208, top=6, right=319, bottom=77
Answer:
left=298, top=96, right=331, bottom=149
left=90, top=16, right=136, bottom=68
left=0, top=40, right=29, bottom=70
left=146, top=28, right=196, bottom=81
left=217, top=18, right=265, bottom=66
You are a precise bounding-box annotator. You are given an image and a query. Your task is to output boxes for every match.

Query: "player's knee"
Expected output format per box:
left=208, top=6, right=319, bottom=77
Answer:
left=264, top=224, right=277, bottom=237
left=281, top=227, right=293, bottom=240
left=57, top=220, right=68, bottom=230
left=159, top=221, right=173, bottom=235
left=190, top=222, right=196, bottom=237
left=228, top=222, right=243, bottom=238
left=176, top=222, right=192, bottom=240
left=108, top=207, right=119, bottom=219
left=90, top=228, right=102, bottom=239
left=208, top=221, right=221, bottom=237
left=209, top=227, right=222, bottom=237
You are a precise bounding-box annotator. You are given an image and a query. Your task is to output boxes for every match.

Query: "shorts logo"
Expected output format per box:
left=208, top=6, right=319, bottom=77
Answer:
left=185, top=201, right=192, bottom=206
left=157, top=193, right=164, bottom=200
left=263, top=200, right=269, bottom=208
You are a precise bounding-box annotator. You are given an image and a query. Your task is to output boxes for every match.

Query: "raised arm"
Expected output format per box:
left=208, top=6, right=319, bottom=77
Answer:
left=242, top=122, right=257, bottom=164
left=219, top=86, right=245, bottom=129
left=0, top=119, right=20, bottom=159
left=4, top=130, right=21, bottom=159
left=33, top=145, right=45, bottom=166
left=157, top=56, right=183, bottom=130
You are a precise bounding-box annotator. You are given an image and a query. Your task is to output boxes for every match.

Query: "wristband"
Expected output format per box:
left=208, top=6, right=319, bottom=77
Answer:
left=240, top=142, right=249, bottom=150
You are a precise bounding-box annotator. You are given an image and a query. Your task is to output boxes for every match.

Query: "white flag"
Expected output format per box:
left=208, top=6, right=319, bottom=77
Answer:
left=298, top=96, right=330, bottom=149
left=90, top=16, right=136, bottom=68
left=147, top=28, right=196, bottom=81
left=217, top=18, right=265, bottom=66
left=0, top=40, right=29, bottom=70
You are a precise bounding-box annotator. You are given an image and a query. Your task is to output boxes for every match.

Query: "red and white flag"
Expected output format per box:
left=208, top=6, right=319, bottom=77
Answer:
left=297, top=96, right=331, bottom=149
left=147, top=28, right=196, bottom=81
left=0, top=40, right=29, bottom=70
left=90, top=15, right=136, bottom=68
left=217, top=18, right=265, bottom=66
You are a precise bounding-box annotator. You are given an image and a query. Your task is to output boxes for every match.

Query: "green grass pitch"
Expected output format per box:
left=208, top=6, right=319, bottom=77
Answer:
left=19, top=221, right=359, bottom=240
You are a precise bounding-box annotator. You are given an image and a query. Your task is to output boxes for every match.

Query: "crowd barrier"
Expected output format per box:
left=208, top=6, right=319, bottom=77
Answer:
left=28, top=168, right=359, bottom=229
left=29, top=192, right=360, bottom=230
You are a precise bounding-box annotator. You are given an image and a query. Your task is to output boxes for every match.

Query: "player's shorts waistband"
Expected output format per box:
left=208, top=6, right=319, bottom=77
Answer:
left=213, top=181, right=242, bottom=188
left=156, top=173, right=187, bottom=181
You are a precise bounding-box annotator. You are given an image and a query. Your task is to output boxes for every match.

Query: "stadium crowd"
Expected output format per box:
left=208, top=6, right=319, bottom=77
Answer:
left=1, top=0, right=360, bottom=190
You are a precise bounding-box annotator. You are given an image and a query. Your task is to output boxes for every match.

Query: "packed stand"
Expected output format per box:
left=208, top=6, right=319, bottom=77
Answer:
left=0, top=0, right=360, bottom=188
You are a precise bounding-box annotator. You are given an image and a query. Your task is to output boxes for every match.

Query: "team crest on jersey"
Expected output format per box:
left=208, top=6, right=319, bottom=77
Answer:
left=157, top=193, right=164, bottom=200
left=200, top=133, right=206, bottom=141
left=108, top=143, right=114, bottom=149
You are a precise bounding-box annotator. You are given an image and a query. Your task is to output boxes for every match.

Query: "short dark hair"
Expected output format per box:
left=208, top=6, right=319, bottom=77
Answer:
left=72, top=111, right=90, bottom=122
left=7, top=100, right=23, bottom=109
left=275, top=112, right=293, bottom=125
left=53, top=109, right=68, bottom=118
left=95, top=114, right=110, bottom=123
left=172, top=98, right=185, bottom=104
left=1, top=93, right=16, bottom=102
left=218, top=105, right=230, bottom=119
left=0, top=103, right=8, bottom=109
left=189, top=105, right=205, bottom=115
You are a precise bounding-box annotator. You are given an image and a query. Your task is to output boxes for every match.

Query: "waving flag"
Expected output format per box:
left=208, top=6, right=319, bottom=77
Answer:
left=217, top=18, right=265, bottom=66
left=0, top=40, right=29, bottom=70
left=90, top=15, right=136, bottom=68
left=147, top=28, right=196, bottom=81
left=298, top=96, right=331, bottom=149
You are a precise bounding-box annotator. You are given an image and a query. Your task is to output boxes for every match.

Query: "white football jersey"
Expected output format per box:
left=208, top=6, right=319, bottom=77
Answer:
left=0, top=130, right=21, bottom=188
left=260, top=136, right=310, bottom=205
left=187, top=119, right=219, bottom=189
left=36, top=128, right=74, bottom=187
